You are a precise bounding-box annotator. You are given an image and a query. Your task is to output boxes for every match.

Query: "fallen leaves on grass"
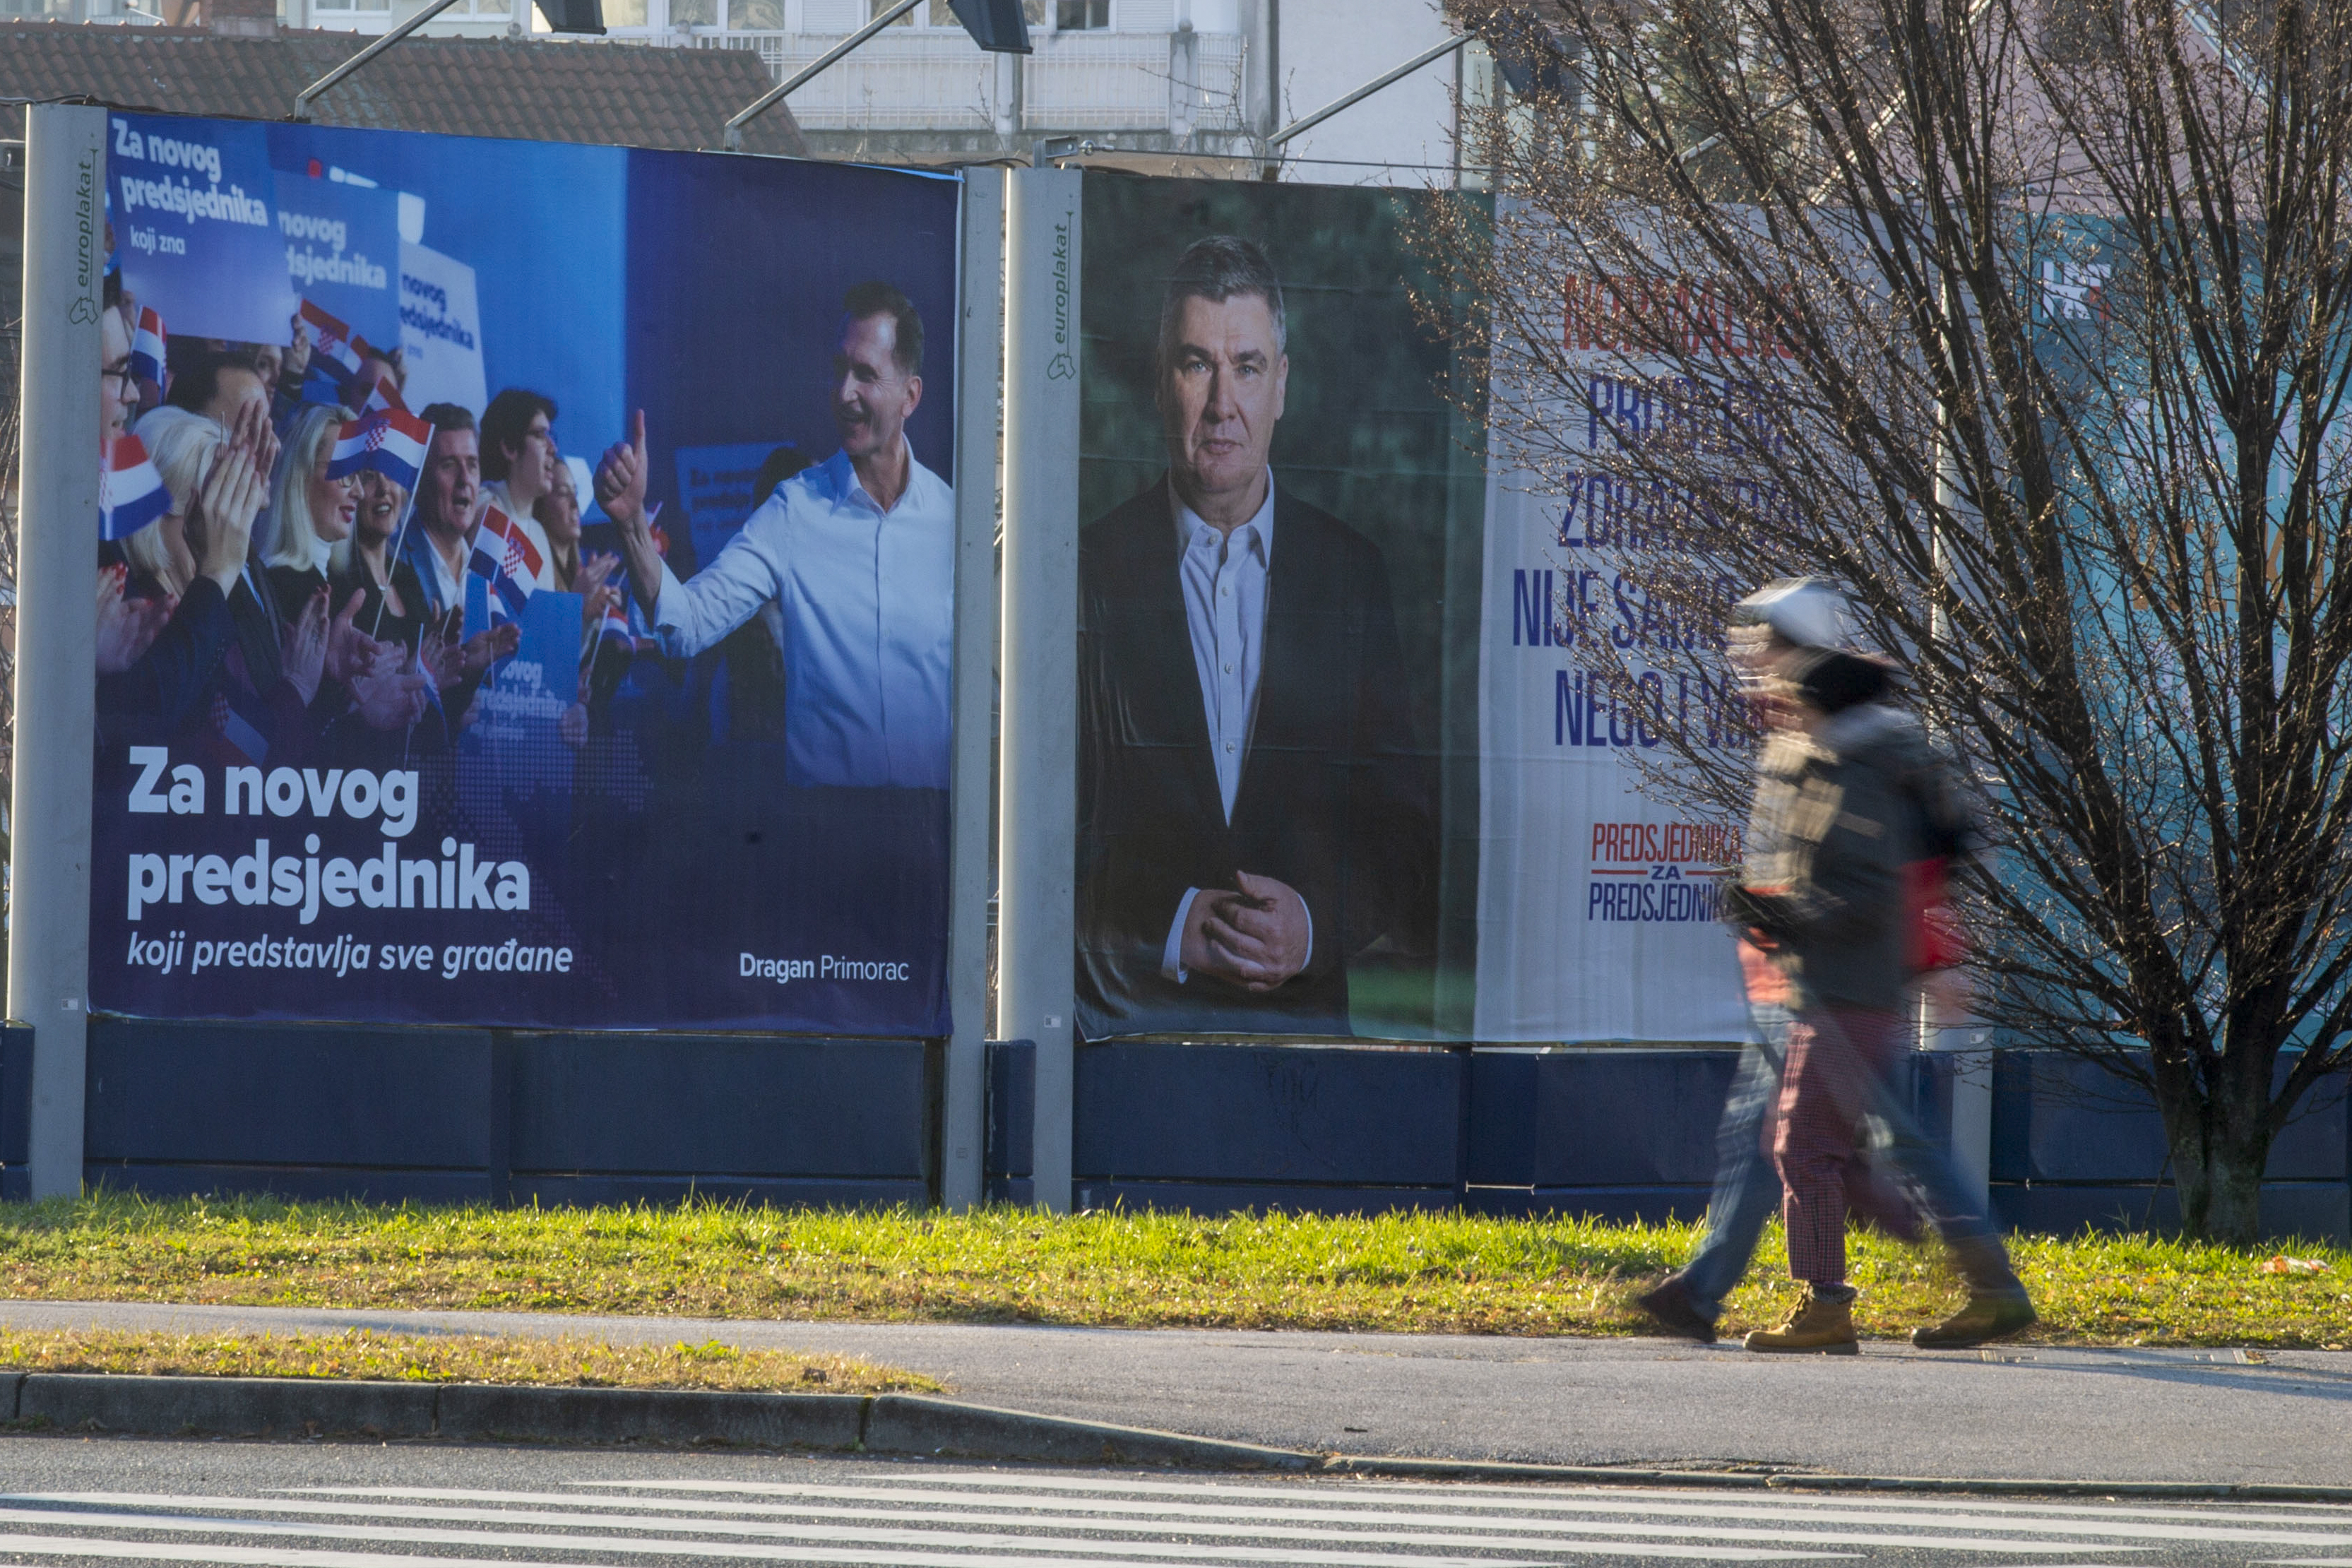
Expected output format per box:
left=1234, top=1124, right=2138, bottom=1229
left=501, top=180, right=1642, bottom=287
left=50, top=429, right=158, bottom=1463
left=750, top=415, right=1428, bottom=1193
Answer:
left=0, top=1327, right=935, bottom=1393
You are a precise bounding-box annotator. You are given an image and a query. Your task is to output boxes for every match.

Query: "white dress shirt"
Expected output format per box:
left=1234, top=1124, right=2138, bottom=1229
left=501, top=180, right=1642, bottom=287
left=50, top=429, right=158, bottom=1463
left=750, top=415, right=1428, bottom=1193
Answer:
left=1159, top=474, right=1309, bottom=981
left=652, top=441, right=955, bottom=789
left=421, top=530, right=467, bottom=617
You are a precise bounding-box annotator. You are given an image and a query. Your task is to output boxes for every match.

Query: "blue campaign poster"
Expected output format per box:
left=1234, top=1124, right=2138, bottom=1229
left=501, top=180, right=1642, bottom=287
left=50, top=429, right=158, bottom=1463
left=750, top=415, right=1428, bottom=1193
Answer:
left=109, top=114, right=292, bottom=345
left=268, top=160, right=403, bottom=350
left=675, top=441, right=793, bottom=566
left=91, top=115, right=961, bottom=1038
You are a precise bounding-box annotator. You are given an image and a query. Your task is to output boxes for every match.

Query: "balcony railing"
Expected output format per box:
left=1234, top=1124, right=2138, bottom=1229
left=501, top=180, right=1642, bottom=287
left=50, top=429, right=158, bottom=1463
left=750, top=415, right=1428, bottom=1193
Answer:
left=684, top=28, right=1246, bottom=136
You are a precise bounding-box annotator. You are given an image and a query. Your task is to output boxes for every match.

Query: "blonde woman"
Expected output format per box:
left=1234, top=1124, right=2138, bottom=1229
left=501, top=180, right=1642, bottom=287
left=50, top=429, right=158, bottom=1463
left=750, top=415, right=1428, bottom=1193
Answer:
left=118, top=405, right=219, bottom=600
left=262, top=403, right=358, bottom=626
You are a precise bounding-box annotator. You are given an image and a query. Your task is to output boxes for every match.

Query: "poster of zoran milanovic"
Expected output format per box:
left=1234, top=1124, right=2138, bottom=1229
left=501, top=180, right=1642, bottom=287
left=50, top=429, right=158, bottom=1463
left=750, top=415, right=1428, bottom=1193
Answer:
left=1070, top=174, right=1752, bottom=1045
left=89, top=112, right=962, bottom=1033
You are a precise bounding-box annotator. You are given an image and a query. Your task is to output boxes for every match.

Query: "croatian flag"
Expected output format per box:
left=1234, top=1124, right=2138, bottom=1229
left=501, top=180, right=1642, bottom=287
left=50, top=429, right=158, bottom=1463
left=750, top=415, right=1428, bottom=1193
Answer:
left=127, top=306, right=167, bottom=393
left=350, top=367, right=407, bottom=419
left=596, top=584, right=633, bottom=650
left=469, top=504, right=542, bottom=622
left=299, top=300, right=364, bottom=405
left=597, top=506, right=655, bottom=653
left=327, top=408, right=431, bottom=491
left=100, top=433, right=171, bottom=542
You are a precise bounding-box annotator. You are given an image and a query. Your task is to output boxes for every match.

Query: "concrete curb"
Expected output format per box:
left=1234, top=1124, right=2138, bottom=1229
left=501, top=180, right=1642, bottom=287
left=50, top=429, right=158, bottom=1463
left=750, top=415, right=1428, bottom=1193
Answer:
left=0, top=1372, right=1304, bottom=1469
left=4, top=1371, right=2349, bottom=1505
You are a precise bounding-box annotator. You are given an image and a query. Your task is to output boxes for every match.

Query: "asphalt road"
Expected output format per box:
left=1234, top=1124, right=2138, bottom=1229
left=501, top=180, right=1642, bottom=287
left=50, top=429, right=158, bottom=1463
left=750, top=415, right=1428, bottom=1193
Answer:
left=1, top=1438, right=2351, bottom=1567
left=4, top=1301, right=2349, bottom=1487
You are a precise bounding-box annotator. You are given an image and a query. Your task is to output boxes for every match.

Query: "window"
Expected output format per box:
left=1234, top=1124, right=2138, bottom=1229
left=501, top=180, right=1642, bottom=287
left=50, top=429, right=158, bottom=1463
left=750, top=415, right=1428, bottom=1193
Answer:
left=672, top=0, right=715, bottom=24
left=731, top=0, right=779, bottom=24
left=1056, top=0, right=1107, bottom=27
left=870, top=0, right=968, bottom=23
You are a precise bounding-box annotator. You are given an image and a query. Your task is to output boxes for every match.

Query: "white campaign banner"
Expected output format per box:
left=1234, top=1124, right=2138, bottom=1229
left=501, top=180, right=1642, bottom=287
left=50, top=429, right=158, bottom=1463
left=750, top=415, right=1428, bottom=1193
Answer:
left=1471, top=460, right=1752, bottom=1044
left=397, top=239, right=487, bottom=417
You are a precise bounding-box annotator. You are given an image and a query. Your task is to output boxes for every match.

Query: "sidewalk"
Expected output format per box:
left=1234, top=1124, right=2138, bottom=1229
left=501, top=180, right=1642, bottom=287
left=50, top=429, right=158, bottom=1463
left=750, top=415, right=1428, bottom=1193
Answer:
left=3, top=1299, right=2346, bottom=1486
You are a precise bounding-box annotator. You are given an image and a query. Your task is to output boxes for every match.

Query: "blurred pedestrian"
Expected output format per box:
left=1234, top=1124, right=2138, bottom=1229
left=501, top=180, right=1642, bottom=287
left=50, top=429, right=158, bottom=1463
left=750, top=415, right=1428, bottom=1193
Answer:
left=1636, top=579, right=2035, bottom=1354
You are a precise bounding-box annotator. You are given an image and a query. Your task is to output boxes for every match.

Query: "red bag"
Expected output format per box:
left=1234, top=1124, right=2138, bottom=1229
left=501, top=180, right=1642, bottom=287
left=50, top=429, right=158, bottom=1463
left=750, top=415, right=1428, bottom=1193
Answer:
left=1903, top=856, right=1968, bottom=973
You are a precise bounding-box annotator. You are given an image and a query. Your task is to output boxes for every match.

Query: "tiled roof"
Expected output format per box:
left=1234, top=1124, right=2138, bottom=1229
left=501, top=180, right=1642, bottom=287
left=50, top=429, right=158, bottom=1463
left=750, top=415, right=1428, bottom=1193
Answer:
left=0, top=23, right=807, bottom=156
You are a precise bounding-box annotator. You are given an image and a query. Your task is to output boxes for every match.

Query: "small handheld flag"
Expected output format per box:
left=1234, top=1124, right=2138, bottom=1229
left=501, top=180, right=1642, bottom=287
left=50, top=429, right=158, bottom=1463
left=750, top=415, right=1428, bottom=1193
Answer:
left=127, top=307, right=167, bottom=394
left=300, top=300, right=362, bottom=376
left=327, top=408, right=432, bottom=491
left=478, top=502, right=545, bottom=584
left=468, top=504, right=542, bottom=622
left=100, top=433, right=172, bottom=543
left=350, top=367, right=408, bottom=419
left=298, top=300, right=367, bottom=405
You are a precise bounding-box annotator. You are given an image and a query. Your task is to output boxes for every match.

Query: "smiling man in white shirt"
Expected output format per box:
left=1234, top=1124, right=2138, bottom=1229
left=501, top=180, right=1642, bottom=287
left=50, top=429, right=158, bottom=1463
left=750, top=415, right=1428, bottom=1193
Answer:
left=593, top=283, right=954, bottom=789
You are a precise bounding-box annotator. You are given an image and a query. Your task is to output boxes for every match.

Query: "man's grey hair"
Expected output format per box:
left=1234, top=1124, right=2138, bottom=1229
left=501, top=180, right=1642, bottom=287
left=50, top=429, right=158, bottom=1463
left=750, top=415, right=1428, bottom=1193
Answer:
left=1157, top=234, right=1286, bottom=368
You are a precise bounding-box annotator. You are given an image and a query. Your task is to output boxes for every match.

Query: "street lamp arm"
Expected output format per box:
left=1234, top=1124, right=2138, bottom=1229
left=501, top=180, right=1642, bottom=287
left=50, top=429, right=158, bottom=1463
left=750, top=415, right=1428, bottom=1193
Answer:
left=1265, top=32, right=1473, bottom=150
left=293, top=0, right=466, bottom=123
left=723, top=0, right=922, bottom=152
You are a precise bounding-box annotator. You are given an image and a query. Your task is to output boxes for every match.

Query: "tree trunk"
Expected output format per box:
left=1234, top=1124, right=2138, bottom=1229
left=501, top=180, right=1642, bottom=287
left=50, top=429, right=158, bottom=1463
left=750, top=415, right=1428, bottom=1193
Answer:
left=2166, top=1105, right=2271, bottom=1247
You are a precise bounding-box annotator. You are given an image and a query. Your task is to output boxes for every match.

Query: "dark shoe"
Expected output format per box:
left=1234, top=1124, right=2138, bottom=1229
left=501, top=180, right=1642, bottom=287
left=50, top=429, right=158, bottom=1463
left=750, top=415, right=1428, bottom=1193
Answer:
left=1632, top=1276, right=1717, bottom=1344
left=1912, top=1290, right=2037, bottom=1349
left=1744, top=1288, right=1860, bottom=1354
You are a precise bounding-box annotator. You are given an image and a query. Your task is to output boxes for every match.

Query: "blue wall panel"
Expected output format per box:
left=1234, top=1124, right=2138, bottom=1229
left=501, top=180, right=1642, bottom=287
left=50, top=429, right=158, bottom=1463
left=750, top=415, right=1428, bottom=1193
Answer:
left=1993, top=1050, right=2349, bottom=1185
left=1466, top=1052, right=1536, bottom=1187
left=507, top=1034, right=932, bottom=1184
left=85, top=1019, right=495, bottom=1173
left=1529, top=1050, right=1738, bottom=1188
left=1, top=1023, right=32, bottom=1203
left=63, top=1018, right=932, bottom=1207
left=1071, top=1042, right=1463, bottom=1189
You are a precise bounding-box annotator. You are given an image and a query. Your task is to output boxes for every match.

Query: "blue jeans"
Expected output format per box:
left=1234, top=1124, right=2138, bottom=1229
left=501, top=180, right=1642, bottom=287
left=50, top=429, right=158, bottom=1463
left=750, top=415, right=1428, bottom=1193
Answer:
left=1677, top=1000, right=2009, bottom=1320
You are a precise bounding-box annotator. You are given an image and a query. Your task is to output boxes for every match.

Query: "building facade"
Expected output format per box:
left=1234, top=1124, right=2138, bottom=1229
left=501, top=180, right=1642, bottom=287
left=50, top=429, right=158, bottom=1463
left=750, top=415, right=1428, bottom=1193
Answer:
left=4, top=0, right=1485, bottom=180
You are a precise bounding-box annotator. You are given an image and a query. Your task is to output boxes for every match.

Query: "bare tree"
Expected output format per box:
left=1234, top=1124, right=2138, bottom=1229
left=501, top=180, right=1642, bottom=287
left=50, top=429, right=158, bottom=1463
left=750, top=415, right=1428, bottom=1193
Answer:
left=1427, top=0, right=2352, bottom=1241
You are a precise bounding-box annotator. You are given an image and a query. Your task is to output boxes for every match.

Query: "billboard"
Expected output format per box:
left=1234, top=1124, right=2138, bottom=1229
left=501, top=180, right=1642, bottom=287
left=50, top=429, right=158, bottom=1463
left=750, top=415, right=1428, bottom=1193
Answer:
left=1070, top=173, right=1750, bottom=1045
left=90, top=112, right=962, bottom=1034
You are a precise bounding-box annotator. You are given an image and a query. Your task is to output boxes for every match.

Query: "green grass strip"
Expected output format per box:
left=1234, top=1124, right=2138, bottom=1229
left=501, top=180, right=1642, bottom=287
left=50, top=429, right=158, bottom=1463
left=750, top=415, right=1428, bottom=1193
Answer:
left=0, top=1195, right=2344, bottom=1348
left=0, top=1326, right=933, bottom=1391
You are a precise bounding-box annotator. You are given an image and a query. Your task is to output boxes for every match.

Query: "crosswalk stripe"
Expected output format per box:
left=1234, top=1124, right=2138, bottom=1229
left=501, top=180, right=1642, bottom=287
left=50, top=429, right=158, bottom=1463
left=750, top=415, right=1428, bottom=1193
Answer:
left=0, top=1538, right=629, bottom=1568
left=0, top=1502, right=1825, bottom=1565
left=539, top=1480, right=2352, bottom=1547
left=0, top=1492, right=2140, bottom=1556
left=280, top=1485, right=2174, bottom=1550
left=560, top=1475, right=2352, bottom=1529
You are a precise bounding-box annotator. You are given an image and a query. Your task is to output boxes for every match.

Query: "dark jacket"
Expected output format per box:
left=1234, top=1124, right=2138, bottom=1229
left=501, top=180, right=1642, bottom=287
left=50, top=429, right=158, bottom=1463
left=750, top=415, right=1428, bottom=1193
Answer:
left=1076, top=477, right=1435, bottom=1039
left=1729, top=703, right=1975, bottom=1012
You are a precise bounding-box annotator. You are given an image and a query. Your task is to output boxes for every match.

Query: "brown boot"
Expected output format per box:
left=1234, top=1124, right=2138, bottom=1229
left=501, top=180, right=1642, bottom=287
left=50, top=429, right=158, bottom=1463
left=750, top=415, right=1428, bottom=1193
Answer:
left=1743, top=1287, right=1860, bottom=1354
left=1912, top=1290, right=2036, bottom=1349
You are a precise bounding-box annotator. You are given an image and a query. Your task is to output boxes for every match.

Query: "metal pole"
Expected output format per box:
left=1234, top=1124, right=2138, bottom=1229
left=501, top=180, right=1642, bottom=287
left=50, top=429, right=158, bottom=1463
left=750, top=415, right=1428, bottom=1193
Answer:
left=293, top=0, right=466, bottom=122
left=998, top=166, right=1079, bottom=1214
left=942, top=166, right=1006, bottom=1212
left=724, top=0, right=921, bottom=152
left=11, top=104, right=106, bottom=1201
left=1265, top=32, right=1471, bottom=149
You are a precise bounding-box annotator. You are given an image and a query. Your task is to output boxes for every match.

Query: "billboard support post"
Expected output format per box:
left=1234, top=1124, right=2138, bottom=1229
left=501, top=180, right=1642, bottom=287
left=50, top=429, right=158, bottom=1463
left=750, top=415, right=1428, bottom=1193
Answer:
left=999, top=167, right=1080, bottom=1213
left=944, top=167, right=1007, bottom=1212
left=11, top=104, right=107, bottom=1201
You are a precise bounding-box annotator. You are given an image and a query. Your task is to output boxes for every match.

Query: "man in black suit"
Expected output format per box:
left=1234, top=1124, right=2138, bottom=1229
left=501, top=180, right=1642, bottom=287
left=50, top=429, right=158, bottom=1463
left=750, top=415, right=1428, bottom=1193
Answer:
left=1077, top=235, right=1435, bottom=1038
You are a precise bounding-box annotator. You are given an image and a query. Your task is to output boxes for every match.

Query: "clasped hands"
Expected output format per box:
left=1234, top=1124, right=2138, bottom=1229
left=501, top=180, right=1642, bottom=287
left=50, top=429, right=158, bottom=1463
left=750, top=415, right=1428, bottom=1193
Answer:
left=1179, top=871, right=1311, bottom=993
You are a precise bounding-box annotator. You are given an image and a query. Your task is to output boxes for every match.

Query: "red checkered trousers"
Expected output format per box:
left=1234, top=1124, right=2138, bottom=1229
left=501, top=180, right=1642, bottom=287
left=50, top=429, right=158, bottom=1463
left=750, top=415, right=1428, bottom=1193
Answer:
left=1774, top=1005, right=1909, bottom=1285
